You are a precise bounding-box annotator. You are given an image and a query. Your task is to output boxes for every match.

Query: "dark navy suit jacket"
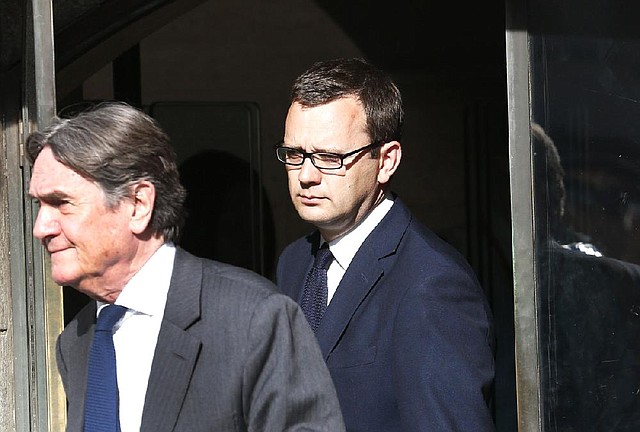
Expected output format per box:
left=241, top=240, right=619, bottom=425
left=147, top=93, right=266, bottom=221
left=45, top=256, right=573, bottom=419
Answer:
left=277, top=199, right=495, bottom=431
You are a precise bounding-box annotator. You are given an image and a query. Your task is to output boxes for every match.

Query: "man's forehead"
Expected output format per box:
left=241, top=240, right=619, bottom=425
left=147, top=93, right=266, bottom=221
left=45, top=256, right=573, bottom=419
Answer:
left=29, top=150, right=92, bottom=196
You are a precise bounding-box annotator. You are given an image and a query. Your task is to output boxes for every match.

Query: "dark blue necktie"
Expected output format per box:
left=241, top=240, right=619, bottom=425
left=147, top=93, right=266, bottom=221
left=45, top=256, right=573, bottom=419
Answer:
left=301, top=243, right=333, bottom=332
left=84, top=304, right=127, bottom=432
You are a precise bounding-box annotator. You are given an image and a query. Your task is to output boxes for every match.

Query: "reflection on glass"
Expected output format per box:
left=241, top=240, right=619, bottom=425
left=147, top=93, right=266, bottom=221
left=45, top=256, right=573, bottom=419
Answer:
left=530, top=33, right=640, bottom=431
left=532, top=121, right=640, bottom=430
left=530, top=15, right=640, bottom=431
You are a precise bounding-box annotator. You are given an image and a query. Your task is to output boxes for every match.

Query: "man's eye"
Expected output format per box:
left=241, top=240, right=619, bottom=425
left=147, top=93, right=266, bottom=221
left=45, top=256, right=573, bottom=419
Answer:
left=285, top=150, right=303, bottom=160
left=51, top=199, right=71, bottom=208
left=314, top=153, right=341, bottom=163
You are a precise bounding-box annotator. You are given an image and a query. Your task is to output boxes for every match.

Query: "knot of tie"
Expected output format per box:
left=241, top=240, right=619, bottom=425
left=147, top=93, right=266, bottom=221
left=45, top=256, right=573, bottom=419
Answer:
left=314, top=243, right=334, bottom=270
left=96, top=304, right=127, bottom=332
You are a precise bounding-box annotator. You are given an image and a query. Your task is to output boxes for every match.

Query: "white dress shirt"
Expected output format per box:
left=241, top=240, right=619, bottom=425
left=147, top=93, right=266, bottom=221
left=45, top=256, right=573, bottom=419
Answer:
left=324, top=194, right=394, bottom=304
left=96, top=243, right=175, bottom=432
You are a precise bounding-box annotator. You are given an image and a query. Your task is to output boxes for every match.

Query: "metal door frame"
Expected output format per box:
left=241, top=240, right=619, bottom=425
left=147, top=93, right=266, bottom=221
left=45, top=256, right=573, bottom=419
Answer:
left=505, top=0, right=543, bottom=430
left=1, top=0, right=64, bottom=430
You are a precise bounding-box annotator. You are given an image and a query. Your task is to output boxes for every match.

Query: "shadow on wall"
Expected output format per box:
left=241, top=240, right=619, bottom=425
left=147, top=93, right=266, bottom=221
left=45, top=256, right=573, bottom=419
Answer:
left=62, top=148, right=277, bottom=326
left=179, top=149, right=276, bottom=279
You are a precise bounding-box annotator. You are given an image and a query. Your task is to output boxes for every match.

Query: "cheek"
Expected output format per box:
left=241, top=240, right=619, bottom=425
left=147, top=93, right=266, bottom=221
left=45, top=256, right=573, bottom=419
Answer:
left=345, top=175, right=366, bottom=194
left=77, top=214, right=127, bottom=251
left=83, top=227, right=131, bottom=271
left=287, top=171, right=297, bottom=187
left=343, top=171, right=376, bottom=202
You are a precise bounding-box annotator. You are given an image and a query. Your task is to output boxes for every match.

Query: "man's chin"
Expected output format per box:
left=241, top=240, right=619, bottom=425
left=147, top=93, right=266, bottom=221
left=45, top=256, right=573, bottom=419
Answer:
left=296, top=209, right=326, bottom=226
left=50, top=268, right=77, bottom=288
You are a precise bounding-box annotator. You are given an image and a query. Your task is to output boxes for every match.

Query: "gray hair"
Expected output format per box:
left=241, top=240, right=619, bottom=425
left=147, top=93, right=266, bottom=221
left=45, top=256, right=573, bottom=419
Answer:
left=26, top=102, right=186, bottom=243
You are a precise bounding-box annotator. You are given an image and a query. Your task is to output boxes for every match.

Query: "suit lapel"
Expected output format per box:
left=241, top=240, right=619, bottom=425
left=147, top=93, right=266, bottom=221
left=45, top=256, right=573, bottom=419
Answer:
left=140, top=248, right=203, bottom=432
left=315, top=252, right=384, bottom=357
left=316, top=200, right=412, bottom=358
left=63, top=302, right=96, bottom=431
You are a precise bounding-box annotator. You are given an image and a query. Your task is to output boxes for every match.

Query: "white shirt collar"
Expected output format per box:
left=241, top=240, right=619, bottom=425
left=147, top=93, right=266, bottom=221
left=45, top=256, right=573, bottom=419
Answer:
left=326, top=194, right=395, bottom=271
left=98, top=243, right=176, bottom=317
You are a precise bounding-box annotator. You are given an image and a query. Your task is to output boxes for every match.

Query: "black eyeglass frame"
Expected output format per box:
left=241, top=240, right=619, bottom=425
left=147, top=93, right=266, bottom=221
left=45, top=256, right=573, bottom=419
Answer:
left=274, top=141, right=383, bottom=170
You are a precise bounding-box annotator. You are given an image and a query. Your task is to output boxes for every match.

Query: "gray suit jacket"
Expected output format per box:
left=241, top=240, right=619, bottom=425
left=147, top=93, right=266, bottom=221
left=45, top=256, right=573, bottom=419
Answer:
left=56, top=247, right=345, bottom=432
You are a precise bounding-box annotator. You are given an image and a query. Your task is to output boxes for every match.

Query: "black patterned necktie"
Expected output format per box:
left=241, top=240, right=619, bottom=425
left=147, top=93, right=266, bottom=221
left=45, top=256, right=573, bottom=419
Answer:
left=301, top=243, right=334, bottom=332
left=84, top=304, right=127, bottom=432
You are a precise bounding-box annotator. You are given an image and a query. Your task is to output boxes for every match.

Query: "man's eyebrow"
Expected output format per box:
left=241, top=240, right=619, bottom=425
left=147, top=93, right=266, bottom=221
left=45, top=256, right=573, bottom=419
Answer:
left=288, top=144, right=341, bottom=153
left=31, top=191, right=71, bottom=201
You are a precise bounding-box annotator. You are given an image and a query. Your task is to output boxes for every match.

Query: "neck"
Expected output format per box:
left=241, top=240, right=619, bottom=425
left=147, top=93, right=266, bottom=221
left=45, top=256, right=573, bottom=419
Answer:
left=83, top=237, right=166, bottom=303
left=320, top=190, right=389, bottom=242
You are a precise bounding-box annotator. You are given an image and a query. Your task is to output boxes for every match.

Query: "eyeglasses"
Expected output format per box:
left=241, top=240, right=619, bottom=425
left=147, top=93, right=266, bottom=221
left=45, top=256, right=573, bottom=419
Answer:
left=274, top=141, right=382, bottom=170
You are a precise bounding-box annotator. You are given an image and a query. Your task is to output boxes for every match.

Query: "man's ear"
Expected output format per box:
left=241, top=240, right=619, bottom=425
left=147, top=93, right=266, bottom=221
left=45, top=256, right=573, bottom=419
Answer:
left=129, top=181, right=155, bottom=235
left=377, top=141, right=402, bottom=184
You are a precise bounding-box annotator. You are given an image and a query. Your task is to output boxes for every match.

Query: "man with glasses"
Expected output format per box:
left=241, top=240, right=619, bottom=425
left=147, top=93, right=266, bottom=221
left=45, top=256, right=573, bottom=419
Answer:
left=275, top=57, right=496, bottom=431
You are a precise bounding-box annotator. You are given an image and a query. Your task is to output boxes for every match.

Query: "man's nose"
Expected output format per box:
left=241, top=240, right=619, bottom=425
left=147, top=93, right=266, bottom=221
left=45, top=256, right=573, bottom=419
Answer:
left=297, top=157, right=322, bottom=184
left=32, top=206, right=59, bottom=241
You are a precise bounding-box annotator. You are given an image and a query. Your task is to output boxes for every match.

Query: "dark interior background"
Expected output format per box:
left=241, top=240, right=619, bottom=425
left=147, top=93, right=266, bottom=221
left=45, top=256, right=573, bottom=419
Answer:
left=51, top=0, right=515, bottom=430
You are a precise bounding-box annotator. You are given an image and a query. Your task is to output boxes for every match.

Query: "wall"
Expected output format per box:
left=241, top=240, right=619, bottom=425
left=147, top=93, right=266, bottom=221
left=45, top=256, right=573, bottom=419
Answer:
left=80, top=0, right=502, bottom=272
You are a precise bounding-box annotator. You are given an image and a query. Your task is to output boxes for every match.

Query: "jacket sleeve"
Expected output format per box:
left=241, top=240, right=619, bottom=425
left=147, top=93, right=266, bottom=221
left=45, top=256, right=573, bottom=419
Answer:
left=392, top=268, right=496, bottom=431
